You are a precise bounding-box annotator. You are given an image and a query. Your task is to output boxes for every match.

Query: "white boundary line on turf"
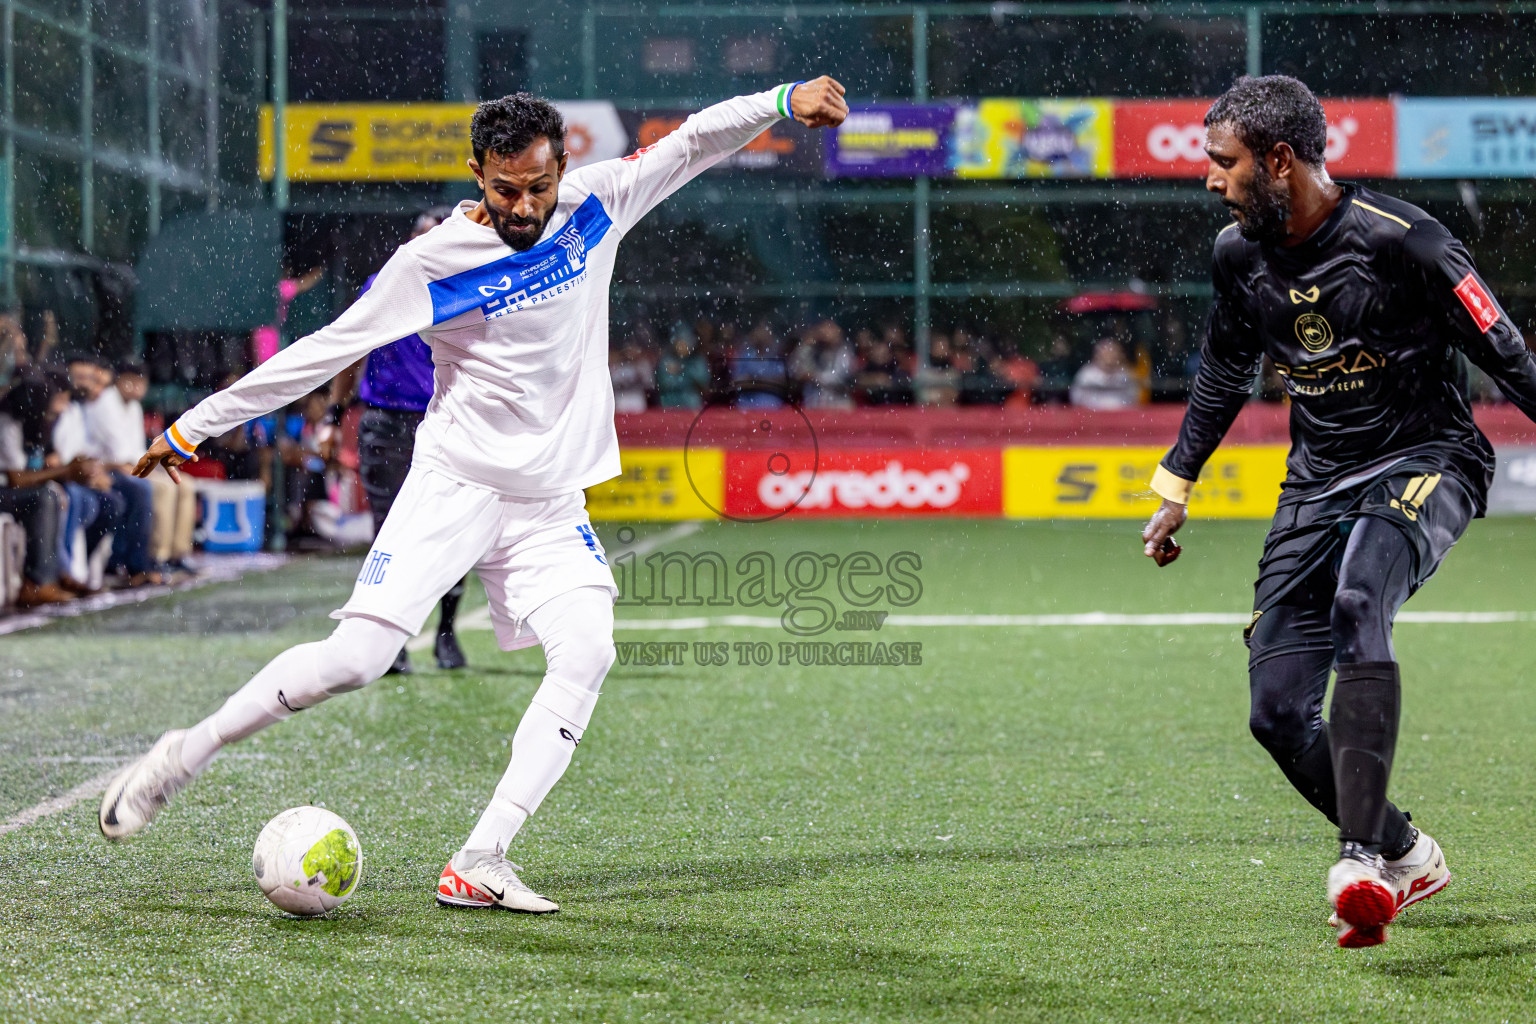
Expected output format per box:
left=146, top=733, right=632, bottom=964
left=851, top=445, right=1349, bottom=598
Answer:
left=509, top=609, right=1534, bottom=631
left=0, top=766, right=121, bottom=837
left=404, top=521, right=707, bottom=652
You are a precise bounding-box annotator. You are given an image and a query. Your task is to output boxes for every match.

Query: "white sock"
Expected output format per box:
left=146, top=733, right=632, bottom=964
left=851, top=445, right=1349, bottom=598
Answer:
left=462, top=587, right=615, bottom=853
left=178, top=616, right=409, bottom=777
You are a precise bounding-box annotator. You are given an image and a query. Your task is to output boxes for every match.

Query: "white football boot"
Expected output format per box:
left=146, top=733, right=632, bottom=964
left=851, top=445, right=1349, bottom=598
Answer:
left=1328, top=841, right=1396, bottom=948
left=1327, top=828, right=1450, bottom=928
left=98, top=730, right=192, bottom=841
left=1383, top=829, right=1450, bottom=914
left=437, top=848, right=559, bottom=914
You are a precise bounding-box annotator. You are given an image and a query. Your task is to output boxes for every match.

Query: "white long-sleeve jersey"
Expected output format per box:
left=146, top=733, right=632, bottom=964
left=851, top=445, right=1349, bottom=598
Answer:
left=166, top=85, right=798, bottom=496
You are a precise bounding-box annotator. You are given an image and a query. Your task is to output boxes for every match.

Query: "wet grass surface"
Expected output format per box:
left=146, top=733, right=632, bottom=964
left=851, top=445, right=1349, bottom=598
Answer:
left=4, top=518, right=1536, bottom=1022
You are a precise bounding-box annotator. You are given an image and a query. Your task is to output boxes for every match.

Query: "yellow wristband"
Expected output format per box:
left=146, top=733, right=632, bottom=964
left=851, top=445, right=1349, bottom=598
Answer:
left=1149, top=464, right=1195, bottom=505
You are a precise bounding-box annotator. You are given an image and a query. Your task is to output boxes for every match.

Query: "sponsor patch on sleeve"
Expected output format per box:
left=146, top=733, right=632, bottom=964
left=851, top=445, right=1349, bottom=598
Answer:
left=1453, top=272, right=1501, bottom=333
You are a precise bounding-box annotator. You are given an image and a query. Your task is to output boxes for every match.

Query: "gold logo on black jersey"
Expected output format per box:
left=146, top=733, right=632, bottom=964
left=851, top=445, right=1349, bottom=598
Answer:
left=1289, top=286, right=1320, bottom=304
left=1294, top=312, right=1334, bottom=353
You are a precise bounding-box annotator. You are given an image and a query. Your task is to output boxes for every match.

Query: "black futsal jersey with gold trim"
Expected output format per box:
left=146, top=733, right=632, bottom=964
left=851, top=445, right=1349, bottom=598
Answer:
left=1162, top=183, right=1536, bottom=512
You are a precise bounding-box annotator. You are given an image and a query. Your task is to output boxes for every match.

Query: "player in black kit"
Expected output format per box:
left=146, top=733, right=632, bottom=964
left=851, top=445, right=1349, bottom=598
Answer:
left=1140, top=76, right=1536, bottom=948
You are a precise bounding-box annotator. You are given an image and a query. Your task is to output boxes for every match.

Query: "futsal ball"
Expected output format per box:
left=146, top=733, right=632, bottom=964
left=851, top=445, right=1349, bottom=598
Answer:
left=251, top=806, right=363, bottom=916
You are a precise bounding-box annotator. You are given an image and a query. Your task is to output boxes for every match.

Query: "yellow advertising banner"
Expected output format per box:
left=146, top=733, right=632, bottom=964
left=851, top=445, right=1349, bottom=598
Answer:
left=258, top=101, right=628, bottom=181
left=952, top=99, right=1114, bottom=179
left=1003, top=446, right=1289, bottom=519
left=586, top=448, right=723, bottom=521
left=260, top=104, right=476, bottom=181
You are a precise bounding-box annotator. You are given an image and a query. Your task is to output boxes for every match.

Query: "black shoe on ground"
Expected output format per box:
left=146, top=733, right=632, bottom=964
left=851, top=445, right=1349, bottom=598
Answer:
left=385, top=647, right=412, bottom=676
left=435, top=631, right=467, bottom=670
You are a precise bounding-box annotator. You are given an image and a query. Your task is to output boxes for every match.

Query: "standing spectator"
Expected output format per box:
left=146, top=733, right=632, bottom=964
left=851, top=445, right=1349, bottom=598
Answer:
left=0, top=374, right=109, bottom=605
left=609, top=339, right=655, bottom=412
left=655, top=327, right=710, bottom=409
left=0, top=313, right=28, bottom=391
left=1070, top=338, right=1142, bottom=410
left=63, top=358, right=158, bottom=584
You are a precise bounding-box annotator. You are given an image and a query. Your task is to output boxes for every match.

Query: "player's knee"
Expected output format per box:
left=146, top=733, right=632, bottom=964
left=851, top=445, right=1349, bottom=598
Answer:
left=316, top=617, right=408, bottom=695
left=551, top=635, right=615, bottom=688
left=1247, top=672, right=1317, bottom=757
left=1330, top=585, right=1384, bottom=657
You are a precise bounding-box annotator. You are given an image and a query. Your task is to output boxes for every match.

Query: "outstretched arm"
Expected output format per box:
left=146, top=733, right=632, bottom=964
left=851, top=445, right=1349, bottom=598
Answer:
left=136, top=250, right=431, bottom=481
left=1143, top=241, right=1264, bottom=564
left=588, top=76, right=847, bottom=234
left=1402, top=219, right=1536, bottom=421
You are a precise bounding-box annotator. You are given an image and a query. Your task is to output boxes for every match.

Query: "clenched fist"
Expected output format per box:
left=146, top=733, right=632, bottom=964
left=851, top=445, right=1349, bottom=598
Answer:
left=789, top=76, right=849, bottom=129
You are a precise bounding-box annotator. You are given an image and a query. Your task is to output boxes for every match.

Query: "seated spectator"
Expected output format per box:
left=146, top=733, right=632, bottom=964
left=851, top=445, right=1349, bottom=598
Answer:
left=953, top=328, right=1009, bottom=406
left=1070, top=338, right=1142, bottom=410
left=0, top=373, right=112, bottom=606
left=201, top=371, right=275, bottom=482
left=730, top=321, right=787, bottom=409
left=789, top=319, right=856, bottom=409
left=918, top=333, right=961, bottom=406
left=276, top=389, right=339, bottom=546
left=996, top=344, right=1041, bottom=408
left=86, top=359, right=198, bottom=572
left=854, top=334, right=912, bottom=406
left=655, top=327, right=710, bottom=410
left=609, top=339, right=654, bottom=413
left=64, top=358, right=158, bottom=584
left=1038, top=334, right=1077, bottom=402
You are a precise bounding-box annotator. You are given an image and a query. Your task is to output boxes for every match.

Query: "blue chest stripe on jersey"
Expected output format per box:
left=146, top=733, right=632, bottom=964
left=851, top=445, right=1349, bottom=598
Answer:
left=427, top=193, right=613, bottom=325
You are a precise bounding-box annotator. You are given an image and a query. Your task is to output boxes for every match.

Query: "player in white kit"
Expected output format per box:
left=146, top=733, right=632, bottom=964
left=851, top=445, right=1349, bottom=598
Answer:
left=99, top=77, right=849, bottom=913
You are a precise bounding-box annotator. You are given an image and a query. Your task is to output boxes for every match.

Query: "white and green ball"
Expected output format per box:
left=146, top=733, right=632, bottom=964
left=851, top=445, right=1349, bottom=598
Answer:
left=251, top=806, right=363, bottom=916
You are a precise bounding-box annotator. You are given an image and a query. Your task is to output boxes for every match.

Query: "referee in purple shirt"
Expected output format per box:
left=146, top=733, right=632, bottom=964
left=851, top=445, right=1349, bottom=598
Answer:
left=329, top=207, right=466, bottom=674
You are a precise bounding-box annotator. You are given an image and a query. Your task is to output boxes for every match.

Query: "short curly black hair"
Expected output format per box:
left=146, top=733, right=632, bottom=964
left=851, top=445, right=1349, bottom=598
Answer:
left=1205, top=75, right=1328, bottom=167
left=470, top=93, right=565, bottom=167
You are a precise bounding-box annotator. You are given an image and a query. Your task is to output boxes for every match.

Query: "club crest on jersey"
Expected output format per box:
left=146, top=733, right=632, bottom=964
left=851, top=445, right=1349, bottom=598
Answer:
left=1294, top=312, right=1334, bottom=353
left=1453, top=272, right=1500, bottom=333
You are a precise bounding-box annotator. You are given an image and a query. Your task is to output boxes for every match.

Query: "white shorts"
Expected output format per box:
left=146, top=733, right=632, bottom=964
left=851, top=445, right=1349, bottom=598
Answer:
left=333, top=466, right=616, bottom=650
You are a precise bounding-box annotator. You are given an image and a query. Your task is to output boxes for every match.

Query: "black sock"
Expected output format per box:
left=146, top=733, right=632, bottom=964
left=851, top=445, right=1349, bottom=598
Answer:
left=1330, top=660, right=1401, bottom=853
left=438, top=577, right=465, bottom=636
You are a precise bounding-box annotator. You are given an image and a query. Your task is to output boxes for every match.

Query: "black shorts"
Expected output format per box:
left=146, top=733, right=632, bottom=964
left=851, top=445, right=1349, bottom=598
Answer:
left=357, top=406, right=425, bottom=530
left=1244, top=461, right=1479, bottom=659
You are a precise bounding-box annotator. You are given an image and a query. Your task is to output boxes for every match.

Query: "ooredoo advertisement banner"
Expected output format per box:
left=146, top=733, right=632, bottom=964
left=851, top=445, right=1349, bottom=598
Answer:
left=1112, top=99, right=1394, bottom=178
left=724, top=449, right=1003, bottom=518
left=1396, top=97, right=1536, bottom=177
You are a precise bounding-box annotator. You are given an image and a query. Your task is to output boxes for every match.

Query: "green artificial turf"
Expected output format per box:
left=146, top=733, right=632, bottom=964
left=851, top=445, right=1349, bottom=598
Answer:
left=4, top=518, right=1536, bottom=1022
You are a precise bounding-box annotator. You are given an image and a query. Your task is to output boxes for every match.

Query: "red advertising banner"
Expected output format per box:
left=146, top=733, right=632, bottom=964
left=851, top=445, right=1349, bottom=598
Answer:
left=724, top=449, right=1003, bottom=518
left=1113, top=99, right=1395, bottom=178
